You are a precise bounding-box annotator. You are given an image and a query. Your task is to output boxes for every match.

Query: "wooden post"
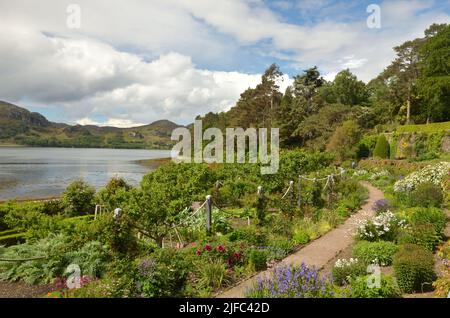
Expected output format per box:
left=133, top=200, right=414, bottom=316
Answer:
left=205, top=195, right=212, bottom=235
left=327, top=174, right=334, bottom=207
left=297, top=175, right=302, bottom=209
left=289, top=180, right=294, bottom=202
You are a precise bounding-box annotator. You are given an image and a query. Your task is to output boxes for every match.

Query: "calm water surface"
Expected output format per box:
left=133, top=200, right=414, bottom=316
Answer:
left=0, top=147, right=171, bottom=200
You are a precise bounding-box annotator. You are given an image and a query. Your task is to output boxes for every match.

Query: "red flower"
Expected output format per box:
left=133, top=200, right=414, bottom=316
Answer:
left=233, top=252, right=242, bottom=260
left=204, top=244, right=212, bottom=251
left=196, top=249, right=202, bottom=256
left=216, top=245, right=225, bottom=252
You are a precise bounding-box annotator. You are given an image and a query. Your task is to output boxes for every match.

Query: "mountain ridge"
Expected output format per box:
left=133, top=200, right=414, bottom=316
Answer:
left=0, top=100, right=181, bottom=149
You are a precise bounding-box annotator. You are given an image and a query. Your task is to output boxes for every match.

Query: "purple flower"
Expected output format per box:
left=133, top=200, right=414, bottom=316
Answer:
left=246, top=263, right=333, bottom=298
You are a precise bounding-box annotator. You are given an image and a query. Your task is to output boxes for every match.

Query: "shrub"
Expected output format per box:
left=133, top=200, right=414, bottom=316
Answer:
left=0, top=234, right=108, bottom=285
left=373, top=135, right=390, bottom=159
left=246, top=263, right=334, bottom=298
left=353, top=241, right=398, bottom=266
left=42, top=200, right=64, bottom=216
left=332, top=258, right=366, bottom=286
left=356, top=211, right=406, bottom=242
left=372, top=199, right=391, bottom=214
left=293, top=230, right=310, bottom=244
left=61, top=180, right=95, bottom=217
left=433, top=240, right=450, bottom=297
left=265, top=214, right=293, bottom=237
left=248, top=248, right=268, bottom=271
left=432, top=268, right=450, bottom=298
left=135, top=248, right=189, bottom=298
left=227, top=227, right=268, bottom=246
left=350, top=274, right=402, bottom=298
left=410, top=182, right=443, bottom=207
left=393, top=244, right=435, bottom=293
left=397, top=223, right=441, bottom=251
left=265, top=236, right=295, bottom=261
left=406, top=207, right=446, bottom=234
left=394, top=161, right=450, bottom=193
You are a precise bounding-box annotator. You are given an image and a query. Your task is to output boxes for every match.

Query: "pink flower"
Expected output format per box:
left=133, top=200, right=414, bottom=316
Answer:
left=216, top=245, right=225, bottom=252
left=196, top=249, right=202, bottom=256
left=204, top=244, right=212, bottom=251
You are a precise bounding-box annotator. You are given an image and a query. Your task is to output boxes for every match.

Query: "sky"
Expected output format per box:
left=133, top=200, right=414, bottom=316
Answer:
left=0, top=0, right=449, bottom=127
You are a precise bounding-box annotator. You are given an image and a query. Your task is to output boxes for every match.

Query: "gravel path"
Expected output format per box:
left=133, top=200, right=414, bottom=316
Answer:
left=217, top=182, right=383, bottom=298
left=0, top=281, right=55, bottom=298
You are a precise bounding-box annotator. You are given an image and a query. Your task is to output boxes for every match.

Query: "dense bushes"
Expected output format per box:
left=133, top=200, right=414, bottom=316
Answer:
left=332, top=258, right=366, bottom=286
left=373, top=135, right=390, bottom=159
left=353, top=241, right=398, bottom=266
left=62, top=180, right=95, bottom=217
left=393, top=244, right=435, bottom=293
left=410, top=182, right=443, bottom=207
left=350, top=274, right=401, bottom=298
left=135, top=248, right=189, bottom=298
left=397, top=207, right=446, bottom=251
left=356, top=211, right=406, bottom=242
left=0, top=234, right=108, bottom=285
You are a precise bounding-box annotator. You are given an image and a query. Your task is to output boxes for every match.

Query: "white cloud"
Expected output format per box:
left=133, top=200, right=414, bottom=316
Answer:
left=76, top=117, right=145, bottom=128
left=0, top=23, right=263, bottom=126
left=0, top=0, right=449, bottom=127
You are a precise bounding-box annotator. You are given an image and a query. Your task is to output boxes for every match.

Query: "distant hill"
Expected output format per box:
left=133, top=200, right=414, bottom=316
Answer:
left=0, top=101, right=181, bottom=149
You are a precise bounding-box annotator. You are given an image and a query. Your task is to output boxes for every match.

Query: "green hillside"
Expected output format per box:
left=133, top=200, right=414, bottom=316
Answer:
left=0, top=101, right=181, bottom=149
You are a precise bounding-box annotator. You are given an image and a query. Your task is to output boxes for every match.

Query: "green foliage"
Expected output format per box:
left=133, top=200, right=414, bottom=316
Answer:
left=417, top=24, right=450, bottom=123
left=127, top=163, right=214, bottom=247
left=396, top=121, right=450, bottom=133
left=227, top=227, right=268, bottom=246
left=393, top=244, right=435, bottom=293
left=332, top=258, right=366, bottom=286
left=248, top=248, right=268, bottom=271
left=97, top=213, right=139, bottom=256
left=96, top=177, right=132, bottom=212
left=373, top=135, right=390, bottom=159
left=61, top=179, right=95, bottom=217
left=357, top=135, right=378, bottom=159
left=329, top=69, right=369, bottom=106
left=135, top=248, right=189, bottom=298
left=398, top=223, right=441, bottom=251
left=326, top=120, right=361, bottom=162
left=410, top=182, right=443, bottom=207
left=350, top=274, right=402, bottom=298
left=197, top=260, right=230, bottom=290
left=265, top=236, right=295, bottom=261
left=255, top=192, right=267, bottom=226
left=353, top=241, right=399, bottom=266
left=0, top=234, right=109, bottom=285
left=405, top=207, right=446, bottom=234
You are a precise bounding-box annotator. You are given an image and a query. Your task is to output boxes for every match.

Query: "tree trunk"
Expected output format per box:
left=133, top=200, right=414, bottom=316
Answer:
left=406, top=83, right=411, bottom=124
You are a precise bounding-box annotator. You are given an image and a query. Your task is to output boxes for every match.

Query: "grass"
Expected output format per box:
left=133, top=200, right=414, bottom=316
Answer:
left=396, top=121, right=450, bottom=134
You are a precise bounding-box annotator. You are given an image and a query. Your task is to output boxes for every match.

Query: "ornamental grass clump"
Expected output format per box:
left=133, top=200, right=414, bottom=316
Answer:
left=246, top=263, right=334, bottom=298
left=356, top=211, right=406, bottom=242
left=393, top=162, right=450, bottom=193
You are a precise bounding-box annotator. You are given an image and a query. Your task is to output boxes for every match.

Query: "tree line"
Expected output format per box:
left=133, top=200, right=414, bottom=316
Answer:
left=197, top=23, right=450, bottom=156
